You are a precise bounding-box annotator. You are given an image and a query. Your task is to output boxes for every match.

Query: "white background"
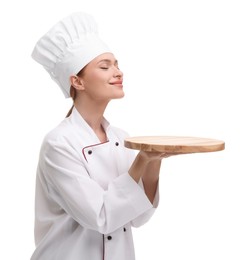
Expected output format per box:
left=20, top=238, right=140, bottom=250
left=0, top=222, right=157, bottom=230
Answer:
left=0, top=0, right=251, bottom=259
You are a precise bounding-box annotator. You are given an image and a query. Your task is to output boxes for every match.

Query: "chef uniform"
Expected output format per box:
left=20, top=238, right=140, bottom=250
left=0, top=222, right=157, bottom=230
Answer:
left=30, top=12, right=159, bottom=260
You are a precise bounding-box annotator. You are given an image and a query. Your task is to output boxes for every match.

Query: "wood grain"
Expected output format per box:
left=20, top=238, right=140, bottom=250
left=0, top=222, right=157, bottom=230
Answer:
left=124, top=136, right=225, bottom=154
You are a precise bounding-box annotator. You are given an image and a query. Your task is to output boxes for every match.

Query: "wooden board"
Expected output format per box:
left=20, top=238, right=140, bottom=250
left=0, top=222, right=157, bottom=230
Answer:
left=124, top=136, right=225, bottom=154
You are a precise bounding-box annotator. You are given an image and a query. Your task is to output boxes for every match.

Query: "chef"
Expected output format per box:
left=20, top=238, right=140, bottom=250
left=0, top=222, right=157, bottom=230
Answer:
left=30, top=12, right=170, bottom=260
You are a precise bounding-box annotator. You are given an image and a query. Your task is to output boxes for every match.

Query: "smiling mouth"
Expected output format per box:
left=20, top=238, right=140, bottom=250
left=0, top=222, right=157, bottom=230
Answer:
left=110, top=81, right=123, bottom=84
left=110, top=81, right=123, bottom=87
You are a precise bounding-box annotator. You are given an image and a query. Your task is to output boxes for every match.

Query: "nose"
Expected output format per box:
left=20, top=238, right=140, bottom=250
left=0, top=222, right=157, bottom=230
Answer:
left=114, top=67, right=123, bottom=78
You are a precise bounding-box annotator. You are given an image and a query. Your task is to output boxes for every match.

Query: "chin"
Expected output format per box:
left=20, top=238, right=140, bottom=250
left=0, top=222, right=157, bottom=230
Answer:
left=113, top=90, right=125, bottom=99
left=118, top=92, right=125, bottom=99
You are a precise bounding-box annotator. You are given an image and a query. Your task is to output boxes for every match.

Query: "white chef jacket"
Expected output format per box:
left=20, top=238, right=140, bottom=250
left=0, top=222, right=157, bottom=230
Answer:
left=31, top=107, right=159, bottom=260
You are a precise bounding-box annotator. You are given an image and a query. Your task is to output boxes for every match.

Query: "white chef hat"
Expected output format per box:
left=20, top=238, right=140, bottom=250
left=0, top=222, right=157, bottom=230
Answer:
left=31, top=12, right=110, bottom=98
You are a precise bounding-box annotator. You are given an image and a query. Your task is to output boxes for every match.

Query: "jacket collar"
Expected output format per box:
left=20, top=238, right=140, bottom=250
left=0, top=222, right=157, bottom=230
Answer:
left=70, top=106, right=110, bottom=134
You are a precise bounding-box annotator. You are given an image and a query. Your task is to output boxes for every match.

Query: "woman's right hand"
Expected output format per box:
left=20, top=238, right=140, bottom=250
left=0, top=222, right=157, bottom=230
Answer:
left=128, top=151, right=176, bottom=203
left=128, top=150, right=174, bottom=183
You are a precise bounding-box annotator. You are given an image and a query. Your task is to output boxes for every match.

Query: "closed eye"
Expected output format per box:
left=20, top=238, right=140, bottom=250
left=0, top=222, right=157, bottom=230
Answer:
left=97, top=59, right=119, bottom=70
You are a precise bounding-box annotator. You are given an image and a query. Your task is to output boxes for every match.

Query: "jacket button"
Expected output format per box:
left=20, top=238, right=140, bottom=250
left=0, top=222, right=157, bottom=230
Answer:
left=123, top=227, right=126, bottom=232
left=107, top=235, right=112, bottom=240
left=115, top=142, right=119, bottom=146
left=88, top=150, right=92, bottom=155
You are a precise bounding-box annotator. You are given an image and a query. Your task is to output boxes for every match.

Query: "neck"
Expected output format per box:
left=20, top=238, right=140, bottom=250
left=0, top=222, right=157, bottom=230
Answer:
left=74, top=96, right=109, bottom=132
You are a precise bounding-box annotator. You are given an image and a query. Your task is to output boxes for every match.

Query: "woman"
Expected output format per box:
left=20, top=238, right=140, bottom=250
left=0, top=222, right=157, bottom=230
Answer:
left=30, top=12, right=170, bottom=260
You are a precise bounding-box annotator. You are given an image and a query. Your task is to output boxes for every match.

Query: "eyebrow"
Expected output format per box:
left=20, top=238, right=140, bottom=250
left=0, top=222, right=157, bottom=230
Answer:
left=97, top=59, right=118, bottom=65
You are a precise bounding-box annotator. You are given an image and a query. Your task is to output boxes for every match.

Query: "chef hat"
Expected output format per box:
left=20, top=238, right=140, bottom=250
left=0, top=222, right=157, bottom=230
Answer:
left=31, top=12, right=110, bottom=98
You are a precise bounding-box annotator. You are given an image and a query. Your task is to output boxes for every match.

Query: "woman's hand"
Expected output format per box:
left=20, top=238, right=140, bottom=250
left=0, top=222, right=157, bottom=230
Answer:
left=129, top=151, right=174, bottom=182
left=137, top=150, right=173, bottom=163
left=128, top=151, right=175, bottom=203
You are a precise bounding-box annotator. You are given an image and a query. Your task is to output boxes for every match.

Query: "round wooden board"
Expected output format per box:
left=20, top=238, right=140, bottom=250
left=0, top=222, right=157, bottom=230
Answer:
left=124, top=136, right=225, bottom=154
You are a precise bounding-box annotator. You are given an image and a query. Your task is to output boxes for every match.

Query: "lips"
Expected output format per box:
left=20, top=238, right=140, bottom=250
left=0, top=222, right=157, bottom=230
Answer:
left=110, top=81, right=123, bottom=87
left=110, top=81, right=123, bottom=85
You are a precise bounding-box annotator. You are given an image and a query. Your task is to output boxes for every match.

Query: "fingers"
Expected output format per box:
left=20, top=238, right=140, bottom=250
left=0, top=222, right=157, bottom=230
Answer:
left=160, top=152, right=174, bottom=159
left=139, top=151, right=176, bottom=161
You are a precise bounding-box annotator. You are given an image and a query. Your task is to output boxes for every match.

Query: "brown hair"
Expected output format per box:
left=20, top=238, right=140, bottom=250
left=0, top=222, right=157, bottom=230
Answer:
left=65, top=67, right=85, bottom=117
left=65, top=86, right=76, bottom=117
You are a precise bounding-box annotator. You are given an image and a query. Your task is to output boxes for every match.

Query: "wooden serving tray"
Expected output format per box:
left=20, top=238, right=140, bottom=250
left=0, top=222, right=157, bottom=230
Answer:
left=124, top=136, right=225, bottom=154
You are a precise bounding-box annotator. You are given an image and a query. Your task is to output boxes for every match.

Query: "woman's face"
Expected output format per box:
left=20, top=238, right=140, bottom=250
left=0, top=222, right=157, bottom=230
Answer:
left=79, top=52, right=124, bottom=101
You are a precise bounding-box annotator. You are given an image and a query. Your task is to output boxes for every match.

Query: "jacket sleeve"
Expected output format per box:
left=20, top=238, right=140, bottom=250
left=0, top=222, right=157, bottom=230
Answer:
left=130, top=179, right=159, bottom=227
left=39, top=137, right=154, bottom=235
left=124, top=148, right=160, bottom=227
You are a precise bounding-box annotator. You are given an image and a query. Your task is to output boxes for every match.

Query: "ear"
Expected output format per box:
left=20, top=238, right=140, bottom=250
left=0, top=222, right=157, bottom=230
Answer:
left=69, top=75, right=85, bottom=91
